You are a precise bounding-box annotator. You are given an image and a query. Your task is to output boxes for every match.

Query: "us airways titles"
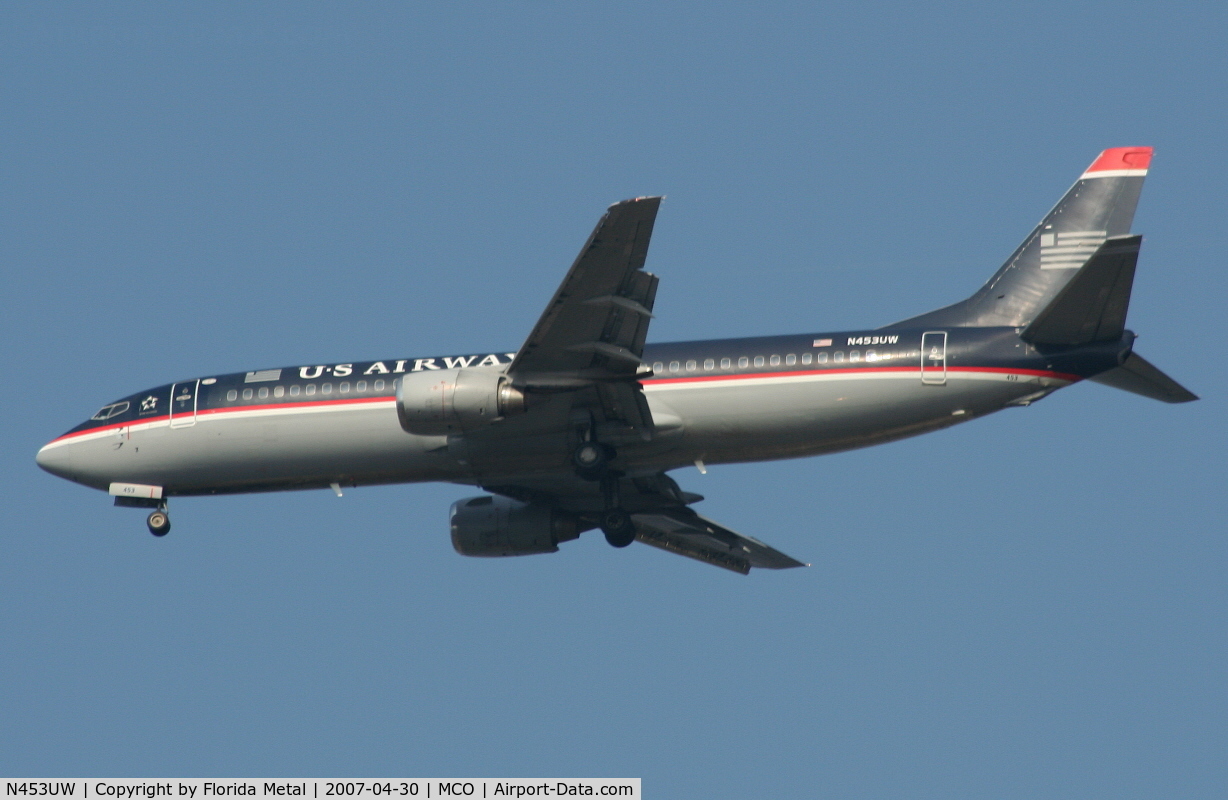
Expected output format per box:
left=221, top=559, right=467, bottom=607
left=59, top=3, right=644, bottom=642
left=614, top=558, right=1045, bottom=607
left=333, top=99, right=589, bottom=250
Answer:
left=297, top=353, right=517, bottom=380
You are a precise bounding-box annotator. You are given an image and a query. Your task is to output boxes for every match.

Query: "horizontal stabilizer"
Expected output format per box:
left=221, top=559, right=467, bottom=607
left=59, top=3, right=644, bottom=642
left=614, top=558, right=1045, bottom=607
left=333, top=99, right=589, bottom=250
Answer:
left=1090, top=352, right=1198, bottom=403
left=1021, top=235, right=1140, bottom=346
left=632, top=510, right=808, bottom=574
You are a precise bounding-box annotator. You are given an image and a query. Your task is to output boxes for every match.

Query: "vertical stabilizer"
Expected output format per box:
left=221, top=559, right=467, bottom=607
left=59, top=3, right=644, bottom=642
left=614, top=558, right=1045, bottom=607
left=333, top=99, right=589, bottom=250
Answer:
left=889, top=147, right=1152, bottom=329
left=1020, top=234, right=1140, bottom=346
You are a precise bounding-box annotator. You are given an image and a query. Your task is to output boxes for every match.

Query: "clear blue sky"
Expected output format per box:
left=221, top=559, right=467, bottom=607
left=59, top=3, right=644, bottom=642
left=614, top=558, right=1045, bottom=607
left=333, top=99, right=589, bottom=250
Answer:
left=3, top=3, right=1225, bottom=797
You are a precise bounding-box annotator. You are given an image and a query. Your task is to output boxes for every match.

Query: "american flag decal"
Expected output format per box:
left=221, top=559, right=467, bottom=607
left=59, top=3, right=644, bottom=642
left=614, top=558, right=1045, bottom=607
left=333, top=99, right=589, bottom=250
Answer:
left=1039, top=230, right=1106, bottom=269
left=245, top=369, right=283, bottom=383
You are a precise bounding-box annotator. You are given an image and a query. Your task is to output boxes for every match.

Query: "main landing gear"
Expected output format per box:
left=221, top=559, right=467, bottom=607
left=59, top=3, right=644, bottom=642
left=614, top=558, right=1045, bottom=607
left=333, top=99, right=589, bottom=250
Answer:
left=572, top=440, right=613, bottom=480
left=146, top=506, right=171, bottom=537
left=572, top=436, right=638, bottom=548
left=599, top=506, right=636, bottom=548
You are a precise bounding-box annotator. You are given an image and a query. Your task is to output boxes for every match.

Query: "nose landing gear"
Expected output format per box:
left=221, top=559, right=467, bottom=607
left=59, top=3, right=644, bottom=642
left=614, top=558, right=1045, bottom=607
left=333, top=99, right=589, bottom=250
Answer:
left=146, top=507, right=171, bottom=536
left=115, top=493, right=172, bottom=536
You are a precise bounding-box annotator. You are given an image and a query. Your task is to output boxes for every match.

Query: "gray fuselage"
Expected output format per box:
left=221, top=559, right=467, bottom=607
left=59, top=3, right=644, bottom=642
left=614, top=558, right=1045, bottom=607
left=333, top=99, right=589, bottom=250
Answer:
left=35, top=326, right=1126, bottom=499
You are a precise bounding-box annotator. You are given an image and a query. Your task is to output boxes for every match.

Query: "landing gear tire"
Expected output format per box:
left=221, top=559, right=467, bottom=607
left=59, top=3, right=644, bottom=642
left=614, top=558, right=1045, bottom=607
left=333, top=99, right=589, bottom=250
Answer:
left=573, top=441, right=613, bottom=480
left=147, top=510, right=170, bottom=537
left=600, top=508, right=636, bottom=548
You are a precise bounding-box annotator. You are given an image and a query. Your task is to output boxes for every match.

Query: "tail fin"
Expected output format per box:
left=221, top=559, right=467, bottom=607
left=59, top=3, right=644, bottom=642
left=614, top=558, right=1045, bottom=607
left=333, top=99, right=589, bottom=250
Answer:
left=1017, top=233, right=1197, bottom=402
left=1020, top=234, right=1139, bottom=345
left=890, top=147, right=1153, bottom=329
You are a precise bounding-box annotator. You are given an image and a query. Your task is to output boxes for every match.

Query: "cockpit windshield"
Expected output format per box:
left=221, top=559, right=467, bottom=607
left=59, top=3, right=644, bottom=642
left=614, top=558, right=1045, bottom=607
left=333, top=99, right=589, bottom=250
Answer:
left=91, top=401, right=130, bottom=421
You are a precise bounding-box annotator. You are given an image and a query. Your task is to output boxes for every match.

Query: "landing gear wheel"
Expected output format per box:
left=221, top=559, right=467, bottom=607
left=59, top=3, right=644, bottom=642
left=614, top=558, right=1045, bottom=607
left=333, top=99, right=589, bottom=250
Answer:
left=146, top=510, right=171, bottom=537
left=600, top=508, right=636, bottom=548
left=573, top=441, right=612, bottom=480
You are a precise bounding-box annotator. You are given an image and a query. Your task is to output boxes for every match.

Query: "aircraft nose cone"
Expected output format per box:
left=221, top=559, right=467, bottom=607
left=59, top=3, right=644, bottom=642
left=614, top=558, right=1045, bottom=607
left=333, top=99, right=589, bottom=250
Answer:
left=36, top=440, right=79, bottom=482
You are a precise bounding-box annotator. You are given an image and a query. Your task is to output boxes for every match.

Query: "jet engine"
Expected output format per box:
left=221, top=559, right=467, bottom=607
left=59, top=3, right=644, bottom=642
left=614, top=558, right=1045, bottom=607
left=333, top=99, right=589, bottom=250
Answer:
left=450, top=495, right=579, bottom=557
left=396, top=368, right=526, bottom=435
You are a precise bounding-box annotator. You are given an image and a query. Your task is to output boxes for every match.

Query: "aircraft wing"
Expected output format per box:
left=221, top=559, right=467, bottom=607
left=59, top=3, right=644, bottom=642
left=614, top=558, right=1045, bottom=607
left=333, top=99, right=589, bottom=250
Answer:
left=485, top=472, right=808, bottom=575
left=508, top=197, right=661, bottom=387
left=482, top=198, right=808, bottom=574
left=633, top=509, right=809, bottom=575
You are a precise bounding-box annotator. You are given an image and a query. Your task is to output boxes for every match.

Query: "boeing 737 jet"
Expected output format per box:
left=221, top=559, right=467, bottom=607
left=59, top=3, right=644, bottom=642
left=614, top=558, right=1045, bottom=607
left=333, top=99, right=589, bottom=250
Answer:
left=37, top=147, right=1195, bottom=573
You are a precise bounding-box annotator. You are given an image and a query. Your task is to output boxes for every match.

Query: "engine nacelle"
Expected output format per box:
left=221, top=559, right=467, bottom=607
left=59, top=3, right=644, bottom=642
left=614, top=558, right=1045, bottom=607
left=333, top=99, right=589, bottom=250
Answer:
left=450, top=495, right=579, bottom=557
left=396, top=368, right=526, bottom=435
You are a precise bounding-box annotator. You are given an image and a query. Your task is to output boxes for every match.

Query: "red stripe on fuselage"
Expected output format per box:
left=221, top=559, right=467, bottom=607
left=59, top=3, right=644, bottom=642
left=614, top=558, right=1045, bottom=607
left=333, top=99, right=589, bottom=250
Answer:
left=195, top=395, right=391, bottom=417
left=53, top=414, right=172, bottom=442
left=50, top=366, right=1079, bottom=445
left=48, top=396, right=395, bottom=445
left=642, top=365, right=1080, bottom=385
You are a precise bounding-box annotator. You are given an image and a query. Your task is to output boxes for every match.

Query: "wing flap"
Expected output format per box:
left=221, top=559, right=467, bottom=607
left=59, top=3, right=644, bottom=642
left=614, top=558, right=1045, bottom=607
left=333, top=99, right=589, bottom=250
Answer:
left=632, top=510, right=808, bottom=574
left=634, top=522, right=753, bottom=575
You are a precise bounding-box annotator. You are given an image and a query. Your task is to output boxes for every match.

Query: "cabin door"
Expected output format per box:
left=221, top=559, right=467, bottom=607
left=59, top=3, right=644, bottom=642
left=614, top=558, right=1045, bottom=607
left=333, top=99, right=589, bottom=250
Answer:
left=921, top=331, right=947, bottom=385
left=169, top=380, right=199, bottom=428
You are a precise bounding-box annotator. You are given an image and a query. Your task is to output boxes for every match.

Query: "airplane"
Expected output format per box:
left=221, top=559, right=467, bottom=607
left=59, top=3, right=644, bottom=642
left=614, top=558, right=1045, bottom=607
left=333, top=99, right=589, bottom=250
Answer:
left=36, top=146, right=1196, bottom=574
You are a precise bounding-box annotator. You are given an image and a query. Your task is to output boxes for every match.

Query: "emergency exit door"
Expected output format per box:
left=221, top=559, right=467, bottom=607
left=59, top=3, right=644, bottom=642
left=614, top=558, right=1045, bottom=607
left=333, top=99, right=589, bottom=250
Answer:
left=921, top=331, right=947, bottom=385
left=169, top=380, right=199, bottom=428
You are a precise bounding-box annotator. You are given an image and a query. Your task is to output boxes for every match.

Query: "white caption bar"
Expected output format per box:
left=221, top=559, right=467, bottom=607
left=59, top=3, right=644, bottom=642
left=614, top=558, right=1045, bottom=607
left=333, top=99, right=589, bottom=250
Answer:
left=3, top=781, right=640, bottom=800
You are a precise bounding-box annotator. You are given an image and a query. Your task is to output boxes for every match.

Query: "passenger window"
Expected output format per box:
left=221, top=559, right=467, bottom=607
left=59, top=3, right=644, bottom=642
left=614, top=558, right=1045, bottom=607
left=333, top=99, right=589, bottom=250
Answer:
left=242, top=388, right=253, bottom=400
left=669, top=361, right=680, bottom=372
left=721, top=358, right=731, bottom=369
left=738, top=357, right=749, bottom=368
left=754, top=356, right=765, bottom=367
left=226, top=390, right=238, bottom=402
left=769, top=355, right=780, bottom=366
left=833, top=352, right=845, bottom=363
left=306, top=385, right=316, bottom=396
left=818, top=352, right=829, bottom=364
left=653, top=362, right=664, bottom=373
left=340, top=382, right=350, bottom=393
left=274, top=386, right=284, bottom=398
left=866, top=349, right=877, bottom=362
left=801, top=353, right=812, bottom=365
left=258, top=387, right=269, bottom=399
left=374, top=379, right=385, bottom=391
left=685, top=360, right=697, bottom=371
left=786, top=354, right=796, bottom=366
left=704, top=359, right=715, bottom=370
left=322, top=383, right=333, bottom=394
left=356, top=380, right=367, bottom=392
left=290, top=385, right=301, bottom=396
left=850, top=350, right=861, bottom=362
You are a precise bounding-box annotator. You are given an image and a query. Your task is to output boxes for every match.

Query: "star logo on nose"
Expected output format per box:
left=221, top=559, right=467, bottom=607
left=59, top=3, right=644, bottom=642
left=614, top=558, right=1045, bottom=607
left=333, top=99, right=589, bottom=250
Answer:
left=141, top=396, right=158, bottom=412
